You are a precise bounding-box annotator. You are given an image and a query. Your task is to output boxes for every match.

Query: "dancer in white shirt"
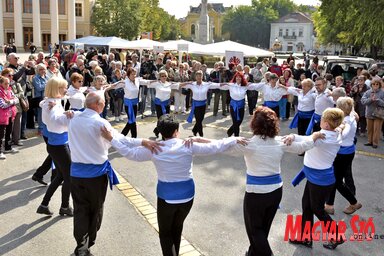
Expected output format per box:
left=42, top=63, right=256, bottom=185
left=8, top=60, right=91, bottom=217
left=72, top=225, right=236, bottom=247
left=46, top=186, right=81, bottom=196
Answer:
left=325, top=97, right=362, bottom=215
left=291, top=108, right=345, bottom=250
left=247, top=73, right=286, bottom=117
left=144, top=70, right=179, bottom=138
left=37, top=77, right=74, bottom=216
left=229, top=106, right=323, bottom=256
left=66, top=73, right=87, bottom=111
left=179, top=70, right=220, bottom=136
left=101, top=114, right=246, bottom=256
left=69, top=92, right=161, bottom=256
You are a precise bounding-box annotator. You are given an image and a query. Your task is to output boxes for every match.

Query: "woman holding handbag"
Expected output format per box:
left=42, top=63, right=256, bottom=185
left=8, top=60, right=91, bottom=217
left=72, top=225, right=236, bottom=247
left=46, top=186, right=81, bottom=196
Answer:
left=2, top=68, right=24, bottom=146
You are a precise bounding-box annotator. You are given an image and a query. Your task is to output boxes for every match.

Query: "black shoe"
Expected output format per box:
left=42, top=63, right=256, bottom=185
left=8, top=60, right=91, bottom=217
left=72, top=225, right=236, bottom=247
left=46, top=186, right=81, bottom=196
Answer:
left=289, top=239, right=313, bottom=248
left=372, top=145, right=378, bottom=148
left=37, top=205, right=53, bottom=215
left=323, top=239, right=344, bottom=250
left=20, top=135, right=27, bottom=140
left=222, top=113, right=228, bottom=117
left=298, top=153, right=305, bottom=157
left=364, top=143, right=373, bottom=146
left=32, top=175, right=48, bottom=186
left=59, top=206, right=74, bottom=216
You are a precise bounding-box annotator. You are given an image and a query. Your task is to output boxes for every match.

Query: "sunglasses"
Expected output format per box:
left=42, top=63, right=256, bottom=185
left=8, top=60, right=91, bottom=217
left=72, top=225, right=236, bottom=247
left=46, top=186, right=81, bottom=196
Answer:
left=77, top=80, right=83, bottom=83
left=372, top=83, right=380, bottom=85
left=160, top=75, right=167, bottom=78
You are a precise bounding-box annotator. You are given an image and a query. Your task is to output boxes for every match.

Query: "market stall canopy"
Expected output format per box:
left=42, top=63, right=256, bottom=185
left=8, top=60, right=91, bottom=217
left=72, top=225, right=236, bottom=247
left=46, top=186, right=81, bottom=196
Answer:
left=161, top=39, right=203, bottom=52
left=123, top=39, right=164, bottom=50
left=189, top=40, right=274, bottom=57
left=62, top=36, right=132, bottom=49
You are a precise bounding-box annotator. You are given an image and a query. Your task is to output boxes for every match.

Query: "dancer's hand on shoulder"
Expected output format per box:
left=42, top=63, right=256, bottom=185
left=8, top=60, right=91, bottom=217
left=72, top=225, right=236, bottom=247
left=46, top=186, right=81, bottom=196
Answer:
left=236, top=137, right=249, bottom=146
left=100, top=126, right=113, bottom=141
left=142, top=139, right=163, bottom=154
left=183, top=137, right=211, bottom=148
left=311, top=131, right=325, bottom=142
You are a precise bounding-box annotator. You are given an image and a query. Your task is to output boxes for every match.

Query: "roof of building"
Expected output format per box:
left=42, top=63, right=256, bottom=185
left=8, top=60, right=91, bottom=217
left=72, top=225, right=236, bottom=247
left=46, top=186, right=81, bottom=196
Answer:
left=272, top=12, right=313, bottom=23
left=189, top=3, right=231, bottom=14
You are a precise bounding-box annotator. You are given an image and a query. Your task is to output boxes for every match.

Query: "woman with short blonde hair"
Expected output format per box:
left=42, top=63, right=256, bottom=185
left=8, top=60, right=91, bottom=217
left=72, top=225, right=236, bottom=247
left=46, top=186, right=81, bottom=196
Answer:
left=37, top=77, right=73, bottom=216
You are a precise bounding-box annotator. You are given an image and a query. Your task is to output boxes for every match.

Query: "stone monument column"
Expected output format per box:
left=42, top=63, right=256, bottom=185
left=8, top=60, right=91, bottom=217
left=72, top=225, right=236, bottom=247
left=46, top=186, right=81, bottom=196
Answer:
left=32, top=0, right=43, bottom=51
left=50, top=0, right=59, bottom=45
left=68, top=0, right=76, bottom=40
left=198, top=0, right=210, bottom=44
left=14, top=0, right=25, bottom=51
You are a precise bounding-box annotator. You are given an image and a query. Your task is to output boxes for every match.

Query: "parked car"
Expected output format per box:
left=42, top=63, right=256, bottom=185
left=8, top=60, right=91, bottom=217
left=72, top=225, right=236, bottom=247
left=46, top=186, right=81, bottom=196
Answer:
left=323, top=56, right=375, bottom=81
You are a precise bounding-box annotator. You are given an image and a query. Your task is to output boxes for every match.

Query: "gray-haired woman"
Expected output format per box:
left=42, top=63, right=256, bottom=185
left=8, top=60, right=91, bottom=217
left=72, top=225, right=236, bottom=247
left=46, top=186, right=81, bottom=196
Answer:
left=361, top=78, right=384, bottom=148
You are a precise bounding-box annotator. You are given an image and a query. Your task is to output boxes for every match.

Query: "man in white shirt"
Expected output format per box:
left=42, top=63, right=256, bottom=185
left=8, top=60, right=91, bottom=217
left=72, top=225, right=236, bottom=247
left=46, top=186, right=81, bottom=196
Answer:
left=69, top=92, right=160, bottom=256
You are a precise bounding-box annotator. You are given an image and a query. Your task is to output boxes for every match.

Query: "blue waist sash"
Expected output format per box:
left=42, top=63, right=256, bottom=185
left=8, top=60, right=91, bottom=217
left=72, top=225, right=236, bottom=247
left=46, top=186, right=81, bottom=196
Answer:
left=157, top=179, right=195, bottom=201
left=263, top=101, right=279, bottom=108
left=247, top=173, right=282, bottom=185
left=124, top=98, right=139, bottom=124
left=71, top=160, right=119, bottom=190
left=305, top=113, right=321, bottom=135
left=292, top=165, right=335, bottom=187
left=42, top=124, right=49, bottom=137
left=45, top=128, right=68, bottom=146
left=289, top=110, right=315, bottom=129
left=187, top=99, right=207, bottom=123
left=70, top=108, right=85, bottom=112
left=338, top=144, right=356, bottom=154
left=154, top=98, right=169, bottom=115
left=230, top=98, right=245, bottom=121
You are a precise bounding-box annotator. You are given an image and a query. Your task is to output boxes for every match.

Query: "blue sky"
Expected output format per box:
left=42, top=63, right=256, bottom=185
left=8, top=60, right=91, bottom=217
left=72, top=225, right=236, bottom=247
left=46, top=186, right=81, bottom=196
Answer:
left=159, top=0, right=320, bottom=19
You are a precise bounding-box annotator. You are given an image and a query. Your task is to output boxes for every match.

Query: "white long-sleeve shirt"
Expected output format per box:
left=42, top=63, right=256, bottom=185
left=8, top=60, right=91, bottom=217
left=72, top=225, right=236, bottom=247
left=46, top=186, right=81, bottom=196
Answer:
left=147, top=81, right=179, bottom=101
left=304, top=129, right=341, bottom=169
left=69, top=108, right=142, bottom=164
left=66, top=85, right=87, bottom=109
left=315, top=89, right=334, bottom=115
left=287, top=87, right=316, bottom=112
left=183, top=82, right=220, bottom=101
left=115, top=78, right=140, bottom=100
left=220, top=83, right=258, bottom=101
left=248, top=82, right=286, bottom=102
left=340, top=115, right=357, bottom=147
left=41, top=98, right=70, bottom=133
left=231, top=135, right=314, bottom=193
left=110, top=137, right=237, bottom=203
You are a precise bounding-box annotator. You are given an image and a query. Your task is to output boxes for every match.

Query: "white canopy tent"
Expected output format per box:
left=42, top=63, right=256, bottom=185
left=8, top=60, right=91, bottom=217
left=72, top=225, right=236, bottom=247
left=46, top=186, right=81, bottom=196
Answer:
left=189, top=40, right=274, bottom=57
left=122, top=39, right=164, bottom=50
left=62, top=36, right=132, bottom=49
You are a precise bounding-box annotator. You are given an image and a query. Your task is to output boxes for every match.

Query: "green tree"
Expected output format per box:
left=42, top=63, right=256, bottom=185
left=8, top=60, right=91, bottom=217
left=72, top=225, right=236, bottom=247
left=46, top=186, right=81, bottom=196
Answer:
left=314, top=0, right=384, bottom=57
left=91, top=0, right=143, bottom=40
left=91, top=0, right=181, bottom=41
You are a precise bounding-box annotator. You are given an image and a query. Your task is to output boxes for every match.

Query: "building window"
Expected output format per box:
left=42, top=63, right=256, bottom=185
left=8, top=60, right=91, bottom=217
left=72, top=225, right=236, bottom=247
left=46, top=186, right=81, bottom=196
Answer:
left=278, top=29, right=282, bottom=37
left=23, top=0, right=32, bottom=13
left=292, top=30, right=296, bottom=37
left=59, top=0, right=66, bottom=15
left=40, top=0, right=50, bottom=14
left=6, top=33, right=15, bottom=44
left=76, top=35, right=83, bottom=39
left=191, top=24, right=196, bottom=36
left=299, top=29, right=303, bottom=37
left=285, top=29, right=289, bottom=36
left=59, top=34, right=67, bottom=42
left=6, top=0, right=14, bottom=12
left=75, top=3, right=82, bottom=17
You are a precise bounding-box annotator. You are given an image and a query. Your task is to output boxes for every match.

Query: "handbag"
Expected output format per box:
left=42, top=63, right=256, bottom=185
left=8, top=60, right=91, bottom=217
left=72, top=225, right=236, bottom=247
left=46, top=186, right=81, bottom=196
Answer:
left=372, top=105, right=384, bottom=119
left=112, top=88, right=125, bottom=99
left=19, top=96, right=30, bottom=112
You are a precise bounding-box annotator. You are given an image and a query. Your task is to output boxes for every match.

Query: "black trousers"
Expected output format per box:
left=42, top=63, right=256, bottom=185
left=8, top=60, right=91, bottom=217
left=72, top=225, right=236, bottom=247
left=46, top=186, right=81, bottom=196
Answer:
left=157, top=198, right=193, bottom=256
left=327, top=153, right=357, bottom=205
left=0, top=117, right=13, bottom=152
left=244, top=187, right=282, bottom=256
left=297, top=117, right=311, bottom=136
left=121, top=105, right=138, bottom=138
left=301, top=181, right=338, bottom=239
left=247, top=91, right=258, bottom=115
left=269, top=106, right=280, bottom=118
left=313, top=121, right=321, bottom=133
left=192, top=105, right=206, bottom=136
left=41, top=144, right=71, bottom=208
left=33, top=135, right=55, bottom=180
left=285, top=102, right=291, bottom=119
left=71, top=175, right=108, bottom=255
left=153, top=104, right=170, bottom=137
left=228, top=106, right=244, bottom=137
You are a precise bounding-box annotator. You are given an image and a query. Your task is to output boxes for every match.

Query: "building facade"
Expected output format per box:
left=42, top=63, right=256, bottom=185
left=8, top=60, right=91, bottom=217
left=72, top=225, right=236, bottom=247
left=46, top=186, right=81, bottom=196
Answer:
left=270, top=12, right=314, bottom=52
left=1, top=0, right=94, bottom=52
left=180, top=1, right=231, bottom=44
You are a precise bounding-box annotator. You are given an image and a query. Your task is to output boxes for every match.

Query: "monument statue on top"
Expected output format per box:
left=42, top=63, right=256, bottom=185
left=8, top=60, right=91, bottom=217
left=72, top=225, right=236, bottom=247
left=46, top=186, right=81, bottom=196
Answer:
left=197, top=0, right=211, bottom=44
